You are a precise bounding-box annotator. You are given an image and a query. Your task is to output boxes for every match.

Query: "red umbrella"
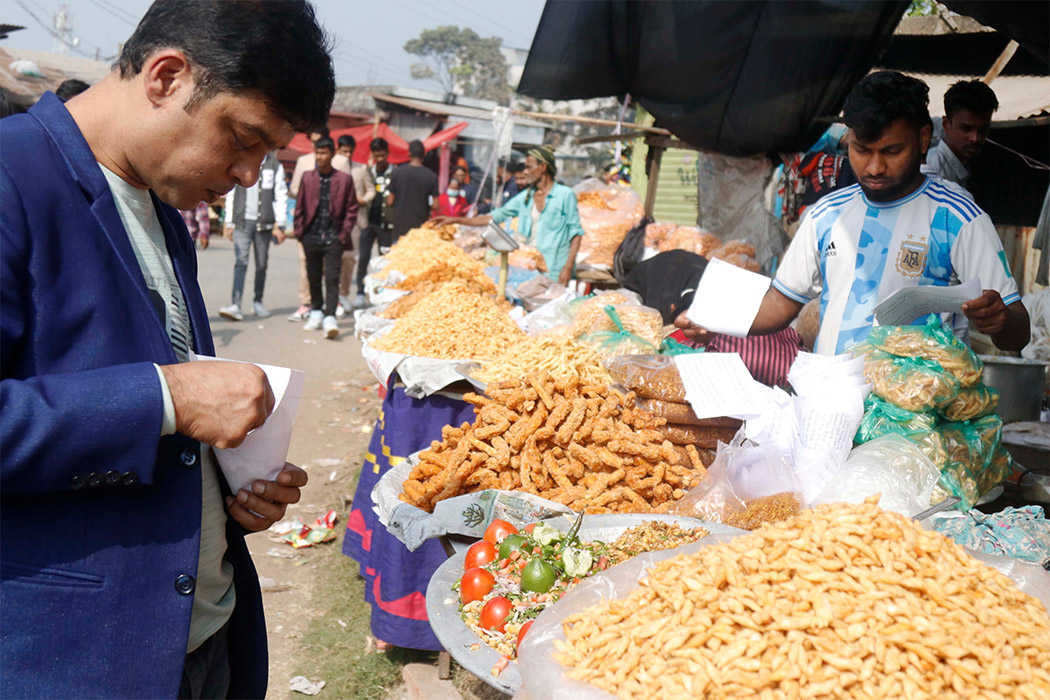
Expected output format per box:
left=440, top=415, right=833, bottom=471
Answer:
left=282, top=123, right=412, bottom=164
left=424, top=122, right=468, bottom=152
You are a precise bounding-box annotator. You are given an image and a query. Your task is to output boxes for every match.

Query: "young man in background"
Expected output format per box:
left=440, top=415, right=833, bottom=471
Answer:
left=922, top=79, right=998, bottom=193
left=335, top=133, right=374, bottom=316
left=352, top=137, right=393, bottom=309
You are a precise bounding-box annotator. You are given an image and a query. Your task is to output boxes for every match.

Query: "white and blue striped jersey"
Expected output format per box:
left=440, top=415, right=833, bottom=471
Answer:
left=774, top=177, right=1020, bottom=355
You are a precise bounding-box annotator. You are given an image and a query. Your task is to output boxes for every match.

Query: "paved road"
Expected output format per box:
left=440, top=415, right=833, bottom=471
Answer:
left=196, top=236, right=380, bottom=697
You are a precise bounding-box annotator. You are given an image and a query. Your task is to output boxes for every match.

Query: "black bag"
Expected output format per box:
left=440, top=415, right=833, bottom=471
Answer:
left=612, top=216, right=651, bottom=285
left=623, top=250, right=708, bottom=324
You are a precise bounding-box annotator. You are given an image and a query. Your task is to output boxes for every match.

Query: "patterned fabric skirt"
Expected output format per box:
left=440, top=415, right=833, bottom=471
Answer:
left=342, top=383, right=474, bottom=650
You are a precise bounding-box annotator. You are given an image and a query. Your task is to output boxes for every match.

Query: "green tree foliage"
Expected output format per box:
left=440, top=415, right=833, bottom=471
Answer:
left=404, top=26, right=511, bottom=104
left=907, top=0, right=939, bottom=17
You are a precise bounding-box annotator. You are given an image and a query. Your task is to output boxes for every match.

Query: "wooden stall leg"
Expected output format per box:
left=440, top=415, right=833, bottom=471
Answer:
left=438, top=650, right=451, bottom=680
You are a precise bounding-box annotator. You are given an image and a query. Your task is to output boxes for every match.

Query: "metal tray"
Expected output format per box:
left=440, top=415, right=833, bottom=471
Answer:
left=424, top=514, right=744, bottom=695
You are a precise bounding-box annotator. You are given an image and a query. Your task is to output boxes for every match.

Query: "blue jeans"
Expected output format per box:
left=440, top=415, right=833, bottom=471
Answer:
left=231, top=222, right=271, bottom=305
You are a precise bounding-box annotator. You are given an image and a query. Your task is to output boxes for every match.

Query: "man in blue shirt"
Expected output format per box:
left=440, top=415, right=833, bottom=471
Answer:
left=434, top=146, right=585, bottom=284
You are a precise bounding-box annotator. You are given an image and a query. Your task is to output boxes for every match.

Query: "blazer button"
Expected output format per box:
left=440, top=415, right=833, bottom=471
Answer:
left=180, top=448, right=198, bottom=467
left=104, top=470, right=121, bottom=486
left=174, top=574, right=196, bottom=596
left=70, top=475, right=85, bottom=490
left=121, top=471, right=140, bottom=487
left=87, top=472, right=102, bottom=488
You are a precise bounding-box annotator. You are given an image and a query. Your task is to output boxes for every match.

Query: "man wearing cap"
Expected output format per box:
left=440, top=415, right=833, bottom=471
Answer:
left=433, top=146, right=585, bottom=284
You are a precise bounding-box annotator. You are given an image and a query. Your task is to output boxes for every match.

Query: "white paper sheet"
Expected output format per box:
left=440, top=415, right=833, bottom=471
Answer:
left=189, top=353, right=305, bottom=494
left=874, top=278, right=981, bottom=326
left=685, top=257, right=771, bottom=337
left=674, top=353, right=770, bottom=419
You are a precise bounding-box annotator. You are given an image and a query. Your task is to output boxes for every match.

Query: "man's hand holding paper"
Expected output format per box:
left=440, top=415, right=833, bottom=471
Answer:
left=226, top=462, right=307, bottom=532
left=161, top=361, right=275, bottom=448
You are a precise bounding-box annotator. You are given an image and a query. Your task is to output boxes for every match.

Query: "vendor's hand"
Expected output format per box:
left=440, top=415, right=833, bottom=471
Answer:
left=674, top=310, right=714, bottom=346
left=223, top=225, right=234, bottom=241
left=558, top=266, right=572, bottom=286
left=226, top=463, right=307, bottom=532
left=962, top=289, right=1009, bottom=335
left=198, top=236, right=210, bottom=250
left=272, top=226, right=286, bottom=245
left=160, top=361, right=274, bottom=448
left=430, top=215, right=453, bottom=226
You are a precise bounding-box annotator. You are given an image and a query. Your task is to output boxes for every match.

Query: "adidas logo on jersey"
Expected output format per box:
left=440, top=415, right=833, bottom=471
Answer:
left=824, top=241, right=837, bottom=257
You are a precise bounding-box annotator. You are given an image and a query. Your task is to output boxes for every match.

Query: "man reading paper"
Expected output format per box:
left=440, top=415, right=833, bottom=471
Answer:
left=0, top=1, right=334, bottom=697
left=676, top=71, right=1029, bottom=354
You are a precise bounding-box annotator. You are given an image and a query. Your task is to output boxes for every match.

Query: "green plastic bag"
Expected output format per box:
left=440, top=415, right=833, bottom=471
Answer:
left=579, top=306, right=659, bottom=360
left=866, top=316, right=982, bottom=387
left=863, top=350, right=961, bottom=412
left=855, top=394, right=938, bottom=443
left=939, top=383, right=1000, bottom=422
left=660, top=336, right=703, bottom=356
left=938, top=414, right=1005, bottom=509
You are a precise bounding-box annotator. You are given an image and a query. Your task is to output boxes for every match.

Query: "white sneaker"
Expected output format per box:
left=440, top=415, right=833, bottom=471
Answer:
left=323, top=315, right=339, bottom=339
left=335, top=303, right=346, bottom=319
left=352, top=293, right=368, bottom=309
left=253, top=302, right=271, bottom=318
left=219, top=304, right=243, bottom=321
left=303, top=310, right=323, bottom=331
left=287, top=305, right=310, bottom=322
left=339, top=295, right=352, bottom=310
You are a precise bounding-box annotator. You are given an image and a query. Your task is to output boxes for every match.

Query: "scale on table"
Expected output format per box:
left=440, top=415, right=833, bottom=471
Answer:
left=483, top=221, right=519, bottom=298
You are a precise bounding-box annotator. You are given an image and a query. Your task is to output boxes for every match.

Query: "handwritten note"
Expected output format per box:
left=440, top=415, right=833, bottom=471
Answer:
left=674, top=353, right=769, bottom=419
left=874, top=278, right=981, bottom=326
left=685, top=258, right=771, bottom=337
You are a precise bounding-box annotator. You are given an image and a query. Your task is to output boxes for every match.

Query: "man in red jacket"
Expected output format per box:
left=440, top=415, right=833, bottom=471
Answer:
left=294, top=137, right=357, bottom=339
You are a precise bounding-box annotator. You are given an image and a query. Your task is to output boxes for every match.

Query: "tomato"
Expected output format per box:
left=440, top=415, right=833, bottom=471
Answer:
left=460, top=567, right=495, bottom=604
left=520, top=557, right=557, bottom=593
left=523, top=522, right=537, bottom=535
left=464, top=540, right=497, bottom=570
left=498, top=533, right=528, bottom=560
left=516, top=620, right=534, bottom=654
left=483, top=519, right=518, bottom=545
left=479, top=596, right=512, bottom=632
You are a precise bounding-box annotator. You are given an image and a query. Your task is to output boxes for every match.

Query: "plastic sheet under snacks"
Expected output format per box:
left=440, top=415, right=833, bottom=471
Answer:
left=372, top=459, right=575, bottom=551
left=517, top=529, right=1050, bottom=700
left=426, top=514, right=734, bottom=695
left=361, top=335, right=474, bottom=398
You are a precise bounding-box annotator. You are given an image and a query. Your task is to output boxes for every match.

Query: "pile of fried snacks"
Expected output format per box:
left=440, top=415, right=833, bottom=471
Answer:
left=371, top=279, right=524, bottom=361
left=378, top=277, right=502, bottom=320
left=420, top=218, right=458, bottom=240
left=473, top=336, right=611, bottom=386
left=720, top=492, right=801, bottom=530
left=400, top=374, right=710, bottom=513
left=868, top=323, right=983, bottom=387
left=375, top=228, right=492, bottom=292
left=555, top=499, right=1050, bottom=699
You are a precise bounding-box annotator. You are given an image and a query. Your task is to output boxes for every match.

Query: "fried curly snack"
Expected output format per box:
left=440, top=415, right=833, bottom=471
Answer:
left=863, top=352, right=961, bottom=412
left=555, top=499, right=1050, bottom=699
left=371, top=279, right=524, bottom=360
left=867, top=322, right=983, bottom=387
left=398, top=374, right=708, bottom=513
left=939, top=383, right=999, bottom=422
left=474, top=336, right=611, bottom=387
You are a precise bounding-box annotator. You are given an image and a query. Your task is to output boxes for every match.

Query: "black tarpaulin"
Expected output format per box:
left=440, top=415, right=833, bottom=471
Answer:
left=940, top=0, right=1049, bottom=65
left=517, top=1, right=910, bottom=155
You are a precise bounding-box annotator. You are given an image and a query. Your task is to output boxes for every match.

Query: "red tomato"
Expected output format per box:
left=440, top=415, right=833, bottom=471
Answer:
left=483, top=519, right=518, bottom=545
left=516, top=620, right=534, bottom=654
left=464, top=540, right=498, bottom=570
left=523, top=523, right=537, bottom=535
left=460, top=567, right=495, bottom=604
left=480, top=596, right=512, bottom=632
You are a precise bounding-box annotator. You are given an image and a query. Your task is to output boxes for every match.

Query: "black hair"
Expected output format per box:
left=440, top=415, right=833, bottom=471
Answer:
left=1, top=89, right=29, bottom=118
left=55, top=79, right=90, bottom=101
left=310, top=126, right=331, bottom=139
left=337, top=134, right=356, bottom=150
left=452, top=163, right=468, bottom=174
left=314, top=136, right=335, bottom=152
left=370, top=137, right=389, bottom=152
left=944, top=80, right=999, bottom=118
left=842, top=70, right=930, bottom=142
left=408, top=139, right=425, bottom=158
left=507, top=161, right=525, bottom=174
left=118, top=0, right=334, bottom=132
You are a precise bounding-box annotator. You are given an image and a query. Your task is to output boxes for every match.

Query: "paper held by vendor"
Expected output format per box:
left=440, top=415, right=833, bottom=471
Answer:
left=189, top=352, right=305, bottom=494
left=685, top=257, right=771, bottom=337
left=674, top=352, right=770, bottom=419
left=874, top=277, right=981, bottom=326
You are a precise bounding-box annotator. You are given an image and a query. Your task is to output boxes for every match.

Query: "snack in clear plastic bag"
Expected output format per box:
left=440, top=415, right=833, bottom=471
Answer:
left=939, top=383, right=999, bottom=422
left=902, top=429, right=949, bottom=470
left=576, top=305, right=662, bottom=360
left=866, top=317, right=983, bottom=386
left=855, top=393, right=938, bottom=443
left=570, top=294, right=663, bottom=348
left=508, top=245, right=547, bottom=272
left=606, top=354, right=685, bottom=402
left=939, top=415, right=1005, bottom=508
left=634, top=398, right=742, bottom=429
left=643, top=222, right=676, bottom=248
left=721, top=492, right=801, bottom=530
left=657, top=226, right=722, bottom=257
left=709, top=239, right=757, bottom=259
left=863, top=351, right=961, bottom=412
left=573, top=180, right=645, bottom=268
left=652, top=421, right=740, bottom=448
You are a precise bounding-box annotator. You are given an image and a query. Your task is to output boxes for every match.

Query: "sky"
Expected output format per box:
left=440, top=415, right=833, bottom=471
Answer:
left=5, top=0, right=547, bottom=88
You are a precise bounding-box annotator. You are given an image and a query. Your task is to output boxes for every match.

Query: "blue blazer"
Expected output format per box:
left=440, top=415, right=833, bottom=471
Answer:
left=0, top=94, right=267, bottom=698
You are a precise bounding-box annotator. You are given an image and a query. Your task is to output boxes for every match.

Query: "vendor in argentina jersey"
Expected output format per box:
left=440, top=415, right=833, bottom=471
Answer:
left=676, top=70, right=1029, bottom=354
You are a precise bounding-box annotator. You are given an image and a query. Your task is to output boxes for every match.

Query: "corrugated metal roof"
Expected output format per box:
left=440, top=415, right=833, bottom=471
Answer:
left=903, top=72, right=1050, bottom=121
left=370, top=92, right=549, bottom=129
left=1, top=47, right=109, bottom=102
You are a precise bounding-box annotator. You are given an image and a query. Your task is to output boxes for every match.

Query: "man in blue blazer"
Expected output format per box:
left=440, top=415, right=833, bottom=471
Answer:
left=0, top=2, right=335, bottom=697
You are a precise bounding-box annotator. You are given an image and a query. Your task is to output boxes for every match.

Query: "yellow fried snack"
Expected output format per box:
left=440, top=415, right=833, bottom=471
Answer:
left=371, top=279, right=524, bottom=361
left=474, top=336, right=611, bottom=386
left=554, top=499, right=1050, bottom=699
left=939, top=383, right=999, bottom=422
left=863, top=352, right=961, bottom=412
left=867, top=321, right=983, bottom=387
left=398, top=374, right=707, bottom=513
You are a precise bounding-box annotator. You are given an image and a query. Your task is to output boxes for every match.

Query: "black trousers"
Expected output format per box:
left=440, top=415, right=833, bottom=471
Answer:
left=302, top=237, right=342, bottom=317
left=178, top=622, right=230, bottom=699
left=355, top=225, right=382, bottom=294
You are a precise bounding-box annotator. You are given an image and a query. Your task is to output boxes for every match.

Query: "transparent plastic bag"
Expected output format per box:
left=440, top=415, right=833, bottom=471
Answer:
left=606, top=354, right=685, bottom=402
left=669, top=433, right=803, bottom=530
left=863, top=351, right=961, bottom=412
left=855, top=393, right=938, bottom=443
left=866, top=316, right=983, bottom=387
left=814, top=435, right=940, bottom=517
left=569, top=292, right=660, bottom=347
left=656, top=226, right=722, bottom=256
left=577, top=305, right=661, bottom=360
left=939, top=415, right=1004, bottom=508
left=573, top=179, right=645, bottom=269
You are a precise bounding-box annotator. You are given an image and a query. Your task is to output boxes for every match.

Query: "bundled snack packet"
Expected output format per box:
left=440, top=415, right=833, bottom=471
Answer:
left=940, top=383, right=1000, bottom=422
left=862, top=351, right=961, bottom=412
left=866, top=316, right=983, bottom=387
left=855, top=394, right=938, bottom=443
